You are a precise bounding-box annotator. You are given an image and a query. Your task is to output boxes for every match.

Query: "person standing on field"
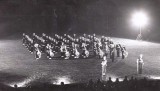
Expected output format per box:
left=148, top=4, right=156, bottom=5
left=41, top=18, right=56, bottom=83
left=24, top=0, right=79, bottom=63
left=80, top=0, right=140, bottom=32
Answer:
left=137, top=54, right=144, bottom=74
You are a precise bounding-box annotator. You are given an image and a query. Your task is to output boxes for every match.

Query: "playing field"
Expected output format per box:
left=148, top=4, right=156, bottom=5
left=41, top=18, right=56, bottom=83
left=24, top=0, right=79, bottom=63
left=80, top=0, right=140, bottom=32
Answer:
left=0, top=38, right=160, bottom=87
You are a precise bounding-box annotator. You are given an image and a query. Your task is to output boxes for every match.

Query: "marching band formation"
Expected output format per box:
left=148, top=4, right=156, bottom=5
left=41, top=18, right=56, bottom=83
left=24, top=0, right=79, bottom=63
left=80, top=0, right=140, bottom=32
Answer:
left=22, top=33, right=128, bottom=61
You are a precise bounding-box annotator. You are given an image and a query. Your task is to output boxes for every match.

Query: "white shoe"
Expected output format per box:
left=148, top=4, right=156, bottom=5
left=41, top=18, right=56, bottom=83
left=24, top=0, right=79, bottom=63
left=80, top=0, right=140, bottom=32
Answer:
left=65, top=57, right=69, bottom=59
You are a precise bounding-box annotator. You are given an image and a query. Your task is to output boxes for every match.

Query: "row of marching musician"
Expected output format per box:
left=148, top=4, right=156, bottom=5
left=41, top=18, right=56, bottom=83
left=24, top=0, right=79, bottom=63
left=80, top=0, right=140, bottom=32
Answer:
left=22, top=33, right=128, bottom=61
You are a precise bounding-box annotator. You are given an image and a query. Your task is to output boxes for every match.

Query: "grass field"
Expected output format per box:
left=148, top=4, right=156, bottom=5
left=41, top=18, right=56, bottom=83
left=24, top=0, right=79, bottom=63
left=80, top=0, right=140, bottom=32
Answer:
left=0, top=37, right=160, bottom=87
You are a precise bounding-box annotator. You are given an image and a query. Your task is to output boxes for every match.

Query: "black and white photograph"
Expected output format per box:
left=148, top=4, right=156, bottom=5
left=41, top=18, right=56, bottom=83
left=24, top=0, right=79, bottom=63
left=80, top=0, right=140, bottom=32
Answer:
left=0, top=0, right=160, bottom=91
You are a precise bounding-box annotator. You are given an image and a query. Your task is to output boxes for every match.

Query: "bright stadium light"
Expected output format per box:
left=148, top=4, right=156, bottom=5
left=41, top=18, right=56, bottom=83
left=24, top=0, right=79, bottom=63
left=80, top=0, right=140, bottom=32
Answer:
left=131, top=11, right=148, bottom=27
left=131, top=11, right=149, bottom=40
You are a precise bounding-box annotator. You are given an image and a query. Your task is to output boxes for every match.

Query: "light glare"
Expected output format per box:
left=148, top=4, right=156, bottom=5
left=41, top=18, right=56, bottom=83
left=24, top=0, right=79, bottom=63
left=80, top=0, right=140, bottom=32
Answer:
left=53, top=76, right=72, bottom=85
left=131, top=11, right=148, bottom=27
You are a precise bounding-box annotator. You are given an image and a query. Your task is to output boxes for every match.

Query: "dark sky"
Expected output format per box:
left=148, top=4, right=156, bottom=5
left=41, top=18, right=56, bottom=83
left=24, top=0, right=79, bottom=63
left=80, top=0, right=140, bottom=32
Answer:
left=0, top=0, right=160, bottom=41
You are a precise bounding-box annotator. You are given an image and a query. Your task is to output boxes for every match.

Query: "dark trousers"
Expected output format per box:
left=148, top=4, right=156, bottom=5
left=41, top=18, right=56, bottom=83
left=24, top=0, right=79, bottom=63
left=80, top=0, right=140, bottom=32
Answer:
left=110, top=51, right=112, bottom=58
left=117, top=50, right=120, bottom=57
left=111, top=53, right=114, bottom=62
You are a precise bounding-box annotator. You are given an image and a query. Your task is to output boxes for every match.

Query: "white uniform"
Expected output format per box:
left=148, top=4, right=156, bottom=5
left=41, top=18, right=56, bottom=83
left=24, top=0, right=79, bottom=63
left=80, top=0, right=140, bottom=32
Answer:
left=35, top=48, right=41, bottom=60
left=137, top=58, right=144, bottom=74
left=101, top=57, right=107, bottom=76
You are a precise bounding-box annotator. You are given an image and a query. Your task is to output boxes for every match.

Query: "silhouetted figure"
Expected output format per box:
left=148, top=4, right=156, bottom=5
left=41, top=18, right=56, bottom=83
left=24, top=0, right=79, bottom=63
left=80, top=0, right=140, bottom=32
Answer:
left=122, top=76, right=129, bottom=91
left=95, top=79, right=103, bottom=91
left=61, top=82, right=64, bottom=86
left=128, top=76, right=135, bottom=91
left=14, top=84, right=18, bottom=88
left=130, top=76, right=134, bottom=82
left=115, top=78, right=120, bottom=86
left=129, top=76, right=134, bottom=86
left=114, top=78, right=120, bottom=91
left=88, top=79, right=94, bottom=88
left=133, top=78, right=138, bottom=89
left=96, top=79, right=102, bottom=87
left=123, top=76, right=128, bottom=83
left=107, top=77, right=113, bottom=89
left=140, top=77, right=147, bottom=88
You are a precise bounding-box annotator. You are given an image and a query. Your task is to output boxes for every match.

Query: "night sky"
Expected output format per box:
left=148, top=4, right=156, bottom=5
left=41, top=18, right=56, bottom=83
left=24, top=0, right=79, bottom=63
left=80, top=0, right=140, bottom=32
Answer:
left=0, top=0, right=160, bottom=41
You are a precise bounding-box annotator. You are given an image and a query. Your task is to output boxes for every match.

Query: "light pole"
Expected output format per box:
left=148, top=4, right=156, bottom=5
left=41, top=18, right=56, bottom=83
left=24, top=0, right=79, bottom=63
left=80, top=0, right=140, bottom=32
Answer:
left=131, top=11, right=148, bottom=40
left=137, top=25, right=142, bottom=40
